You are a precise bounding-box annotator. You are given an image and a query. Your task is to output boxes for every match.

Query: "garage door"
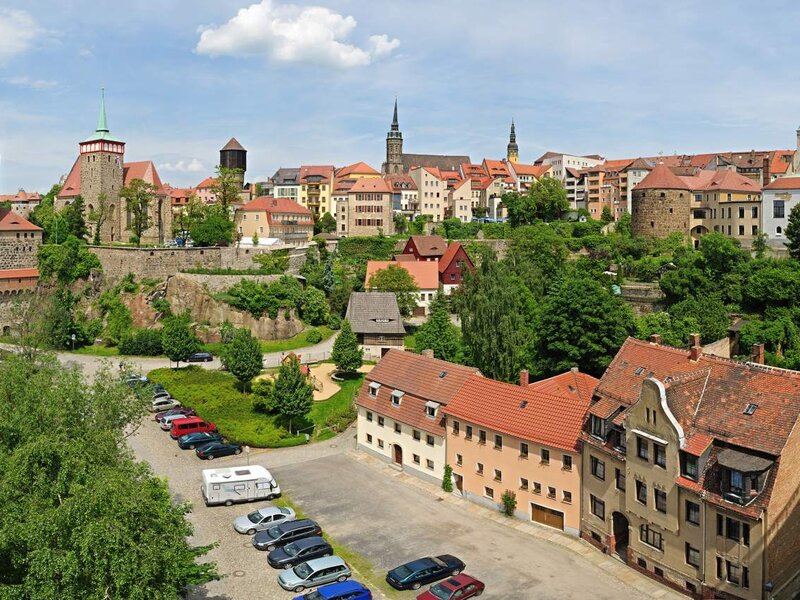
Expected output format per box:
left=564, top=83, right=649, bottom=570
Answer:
left=531, top=503, right=564, bottom=530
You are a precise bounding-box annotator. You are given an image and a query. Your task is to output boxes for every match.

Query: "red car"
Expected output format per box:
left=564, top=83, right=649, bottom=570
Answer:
left=416, top=574, right=484, bottom=600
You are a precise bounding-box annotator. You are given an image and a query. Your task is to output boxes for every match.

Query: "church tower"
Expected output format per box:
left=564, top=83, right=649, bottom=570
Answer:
left=506, top=119, right=519, bottom=163
left=382, top=99, right=403, bottom=174
left=79, top=89, right=124, bottom=242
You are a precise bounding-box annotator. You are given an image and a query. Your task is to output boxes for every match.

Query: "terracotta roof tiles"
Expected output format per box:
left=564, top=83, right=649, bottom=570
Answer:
left=633, top=163, right=691, bottom=191
left=365, top=260, right=439, bottom=290
left=0, top=209, right=42, bottom=232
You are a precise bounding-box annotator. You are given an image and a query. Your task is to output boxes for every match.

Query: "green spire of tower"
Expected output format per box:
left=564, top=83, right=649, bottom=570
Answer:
left=96, top=87, right=109, bottom=133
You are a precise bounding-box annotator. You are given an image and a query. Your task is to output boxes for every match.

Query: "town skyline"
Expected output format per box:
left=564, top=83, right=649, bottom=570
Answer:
left=2, top=0, right=800, bottom=192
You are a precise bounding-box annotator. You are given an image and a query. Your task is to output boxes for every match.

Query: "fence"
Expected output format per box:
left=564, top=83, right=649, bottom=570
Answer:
left=263, top=350, right=331, bottom=368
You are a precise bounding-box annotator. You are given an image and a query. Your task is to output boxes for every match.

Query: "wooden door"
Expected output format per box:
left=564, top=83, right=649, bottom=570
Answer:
left=393, top=444, right=403, bottom=465
left=530, top=503, right=564, bottom=530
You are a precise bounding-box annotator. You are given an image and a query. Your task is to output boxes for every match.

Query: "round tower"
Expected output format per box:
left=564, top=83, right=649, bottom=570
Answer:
left=220, top=138, right=247, bottom=186
left=631, top=163, right=690, bottom=238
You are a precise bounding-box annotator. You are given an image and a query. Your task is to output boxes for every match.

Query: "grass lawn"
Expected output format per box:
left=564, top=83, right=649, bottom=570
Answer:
left=72, top=345, right=121, bottom=357
left=147, top=365, right=362, bottom=448
left=203, top=326, right=335, bottom=356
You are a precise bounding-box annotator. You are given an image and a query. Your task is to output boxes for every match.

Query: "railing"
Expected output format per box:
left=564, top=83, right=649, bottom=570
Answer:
left=263, top=350, right=331, bottom=368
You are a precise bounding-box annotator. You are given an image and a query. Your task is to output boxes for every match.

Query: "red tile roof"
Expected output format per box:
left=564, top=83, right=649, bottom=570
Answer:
left=682, top=432, right=714, bottom=456
left=350, top=178, right=392, bottom=193
left=335, top=162, right=380, bottom=178
left=195, top=177, right=218, bottom=189
left=0, top=190, right=41, bottom=203
left=634, top=163, right=691, bottom=191
left=240, top=196, right=311, bottom=215
left=0, top=267, right=38, bottom=279
left=682, top=169, right=761, bottom=194
left=0, top=209, right=42, bottom=232
left=437, top=242, right=474, bottom=275
left=445, top=373, right=593, bottom=452
left=299, top=165, right=335, bottom=183
left=511, top=163, right=552, bottom=178
left=385, top=174, right=417, bottom=190
left=123, top=161, right=164, bottom=191
left=365, top=260, right=439, bottom=290
left=764, top=176, right=800, bottom=190
left=528, top=369, right=598, bottom=403
left=59, top=157, right=82, bottom=198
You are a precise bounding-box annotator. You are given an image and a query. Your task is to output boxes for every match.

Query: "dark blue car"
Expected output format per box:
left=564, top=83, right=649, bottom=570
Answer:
left=292, top=580, right=372, bottom=600
left=195, top=441, right=242, bottom=460
left=177, top=431, right=222, bottom=449
left=386, top=555, right=465, bottom=590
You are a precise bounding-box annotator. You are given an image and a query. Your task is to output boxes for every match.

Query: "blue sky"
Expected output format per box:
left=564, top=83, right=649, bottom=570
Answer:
left=2, top=0, right=800, bottom=192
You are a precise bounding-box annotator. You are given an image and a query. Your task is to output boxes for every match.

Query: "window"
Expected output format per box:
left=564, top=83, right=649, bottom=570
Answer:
left=640, top=524, right=663, bottom=550
left=425, top=404, right=437, bottom=418
left=726, top=561, right=740, bottom=586
left=455, top=453, right=463, bottom=466
left=413, top=454, right=420, bottom=464
left=774, top=199, right=785, bottom=219
left=752, top=206, right=758, bottom=218
left=563, top=491, right=572, bottom=503
left=394, top=422, right=401, bottom=434
left=654, top=444, right=666, bottom=468
left=465, top=425, right=473, bottom=440
left=638, top=558, right=647, bottom=569
left=682, top=454, right=698, bottom=479
left=369, top=382, right=380, bottom=397
left=738, top=225, right=745, bottom=236
left=494, top=434, right=503, bottom=449
left=655, top=489, right=667, bottom=513
left=590, top=456, right=605, bottom=480
left=478, top=430, right=487, bottom=445
left=377, top=439, right=384, bottom=449
left=730, top=469, right=744, bottom=494
left=742, top=523, right=750, bottom=546
left=590, top=415, right=606, bottom=438
left=494, top=469, right=502, bottom=482
left=547, top=486, right=556, bottom=499
left=717, top=513, right=724, bottom=536
left=540, top=448, right=550, bottom=464
left=562, top=455, right=572, bottom=470
left=426, top=459, right=434, bottom=470
left=484, top=487, right=494, bottom=499
left=726, top=517, right=741, bottom=542
left=716, top=556, right=724, bottom=579
left=377, top=416, right=385, bottom=427
left=686, top=582, right=697, bottom=594
left=636, top=480, right=647, bottom=505
left=366, top=411, right=373, bottom=422
left=476, top=462, right=484, bottom=475
left=413, top=429, right=421, bottom=441
left=533, top=482, right=541, bottom=494
left=366, top=434, right=373, bottom=444
left=452, top=420, right=459, bottom=435
left=590, top=494, right=605, bottom=520
left=520, top=442, right=529, bottom=458
left=520, top=477, right=529, bottom=490
left=637, top=437, right=649, bottom=461
left=615, top=468, right=626, bottom=491
left=686, top=500, right=700, bottom=525
left=685, top=543, right=700, bottom=568
left=426, top=434, right=434, bottom=447
left=742, top=566, right=750, bottom=589
left=391, top=390, right=403, bottom=406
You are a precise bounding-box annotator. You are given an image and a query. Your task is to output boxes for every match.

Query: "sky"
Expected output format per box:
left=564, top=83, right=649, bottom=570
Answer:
left=2, top=0, right=800, bottom=192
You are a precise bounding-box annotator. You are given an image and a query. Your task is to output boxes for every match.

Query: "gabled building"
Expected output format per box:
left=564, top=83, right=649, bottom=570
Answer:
left=355, top=349, right=480, bottom=484
left=234, top=197, right=313, bottom=246
left=580, top=336, right=800, bottom=600
left=438, top=241, right=474, bottom=293
left=271, top=168, right=301, bottom=202
left=0, top=208, right=42, bottom=296
left=447, top=178, right=473, bottom=222
left=0, top=190, right=41, bottom=216
left=402, top=234, right=448, bottom=262
left=385, top=174, right=418, bottom=216
left=298, top=165, right=335, bottom=217
left=345, top=291, right=406, bottom=360
left=506, top=162, right=552, bottom=193
left=409, top=166, right=447, bottom=223
left=365, top=260, right=439, bottom=316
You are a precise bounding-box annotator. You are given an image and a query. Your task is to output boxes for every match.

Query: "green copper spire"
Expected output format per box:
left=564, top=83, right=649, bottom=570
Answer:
left=82, top=88, right=123, bottom=143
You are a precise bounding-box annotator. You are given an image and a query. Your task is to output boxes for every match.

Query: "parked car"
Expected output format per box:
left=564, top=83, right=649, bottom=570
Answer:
left=151, top=397, right=180, bottom=412
left=416, top=574, right=485, bottom=599
left=177, top=431, right=222, bottom=449
left=268, top=536, right=332, bottom=569
left=278, top=556, right=351, bottom=593
left=155, top=407, right=195, bottom=422
left=170, top=416, right=216, bottom=439
left=386, top=555, right=465, bottom=591
left=292, top=580, right=372, bottom=600
left=252, top=519, right=323, bottom=551
left=195, top=441, right=242, bottom=460
left=187, top=351, right=213, bottom=362
left=153, top=390, right=171, bottom=401
left=159, top=412, right=194, bottom=430
left=152, top=383, right=166, bottom=393
left=233, top=506, right=296, bottom=535
left=124, top=374, right=148, bottom=387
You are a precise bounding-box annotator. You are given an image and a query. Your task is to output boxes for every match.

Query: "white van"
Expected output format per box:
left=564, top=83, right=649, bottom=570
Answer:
left=201, top=465, right=281, bottom=506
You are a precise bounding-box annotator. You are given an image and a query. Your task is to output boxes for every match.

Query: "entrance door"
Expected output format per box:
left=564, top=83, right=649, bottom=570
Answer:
left=393, top=444, right=403, bottom=465
left=453, top=473, right=463, bottom=493
left=612, top=512, right=629, bottom=559
left=530, top=503, right=564, bottom=530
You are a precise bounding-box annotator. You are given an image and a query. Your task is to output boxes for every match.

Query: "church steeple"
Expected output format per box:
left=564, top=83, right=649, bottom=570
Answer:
left=506, top=118, right=519, bottom=163
left=96, top=87, right=109, bottom=133
left=383, top=98, right=403, bottom=174
left=391, top=98, right=399, bottom=131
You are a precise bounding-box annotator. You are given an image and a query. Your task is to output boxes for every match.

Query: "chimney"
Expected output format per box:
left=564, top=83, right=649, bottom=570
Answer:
left=519, top=369, right=529, bottom=387
left=762, top=156, right=770, bottom=187
left=689, top=333, right=702, bottom=361
left=752, top=343, right=765, bottom=365
left=689, top=333, right=700, bottom=348
left=421, top=349, right=434, bottom=358
left=650, top=334, right=662, bottom=344
left=570, top=366, right=579, bottom=374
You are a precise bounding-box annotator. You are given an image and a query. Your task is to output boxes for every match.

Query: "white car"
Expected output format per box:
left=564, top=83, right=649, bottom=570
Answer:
left=159, top=412, right=189, bottom=430
left=151, top=397, right=180, bottom=412
left=233, top=506, right=296, bottom=535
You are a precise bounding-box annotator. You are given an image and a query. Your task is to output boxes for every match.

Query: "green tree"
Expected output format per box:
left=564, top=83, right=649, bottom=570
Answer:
left=43, top=287, right=90, bottom=349
left=503, top=178, right=569, bottom=225
left=37, top=235, right=102, bottom=284
left=616, top=212, right=633, bottom=236
left=601, top=205, right=613, bottom=223
left=635, top=311, right=700, bottom=348
left=785, top=203, right=800, bottom=259
left=300, top=286, right=329, bottom=325
left=252, top=232, right=260, bottom=246
left=318, top=212, right=337, bottom=233
left=668, top=295, right=730, bottom=342
left=273, top=355, right=314, bottom=433
left=29, top=183, right=64, bottom=243
left=393, top=212, right=408, bottom=234
left=104, top=298, right=133, bottom=345
left=120, top=178, right=157, bottom=245
left=322, top=253, right=336, bottom=294
left=62, top=194, right=88, bottom=240
left=222, top=328, right=263, bottom=392
left=331, top=320, right=363, bottom=374
left=190, top=204, right=234, bottom=247
left=442, top=464, right=454, bottom=493
left=368, top=264, right=419, bottom=317
left=414, top=293, right=463, bottom=362
left=89, top=191, right=111, bottom=245
left=211, top=165, right=243, bottom=212
left=534, top=275, right=635, bottom=377
left=506, top=224, right=568, bottom=298
left=161, top=314, right=200, bottom=367
left=752, top=230, right=768, bottom=259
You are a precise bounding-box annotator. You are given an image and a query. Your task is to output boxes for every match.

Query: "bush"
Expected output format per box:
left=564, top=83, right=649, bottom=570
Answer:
left=225, top=276, right=303, bottom=319
left=327, top=314, right=342, bottom=330
left=324, top=403, right=357, bottom=432
left=442, top=464, right=454, bottom=493
left=119, top=329, right=163, bottom=356
left=120, top=272, right=138, bottom=293
left=501, top=490, right=517, bottom=517
left=252, top=379, right=277, bottom=414
left=305, top=328, right=323, bottom=344
left=151, top=297, right=171, bottom=316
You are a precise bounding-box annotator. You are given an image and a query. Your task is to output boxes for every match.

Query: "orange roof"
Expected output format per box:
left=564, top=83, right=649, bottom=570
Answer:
left=683, top=432, right=714, bottom=456
left=336, top=162, right=380, bottom=177
left=240, top=196, right=311, bottom=215
left=445, top=373, right=593, bottom=452
left=769, top=150, right=794, bottom=175
left=59, top=157, right=82, bottom=198
left=634, top=163, right=691, bottom=191
left=385, top=174, right=417, bottom=190
left=0, top=267, right=38, bottom=279
left=299, top=165, right=335, bottom=183
left=123, top=161, right=164, bottom=191
left=350, top=178, right=392, bottom=193
left=0, top=190, right=41, bottom=203
left=482, top=159, right=511, bottom=178
left=529, top=369, right=599, bottom=404
left=460, top=163, right=486, bottom=177
left=764, top=176, right=800, bottom=190
left=602, top=159, right=634, bottom=171
left=195, top=177, right=218, bottom=189
left=681, top=170, right=761, bottom=194
left=0, top=209, right=42, bottom=232
left=511, top=163, right=551, bottom=177
left=365, top=260, right=439, bottom=290
left=437, top=242, right=474, bottom=274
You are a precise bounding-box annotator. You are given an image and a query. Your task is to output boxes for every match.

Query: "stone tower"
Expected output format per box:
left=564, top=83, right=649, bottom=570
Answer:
left=220, top=137, right=247, bottom=188
left=382, top=99, right=403, bottom=174
left=79, top=88, right=125, bottom=242
left=506, top=119, right=519, bottom=163
left=630, top=163, right=690, bottom=239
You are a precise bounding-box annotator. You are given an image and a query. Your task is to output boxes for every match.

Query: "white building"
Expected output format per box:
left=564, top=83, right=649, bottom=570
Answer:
left=762, top=176, right=800, bottom=249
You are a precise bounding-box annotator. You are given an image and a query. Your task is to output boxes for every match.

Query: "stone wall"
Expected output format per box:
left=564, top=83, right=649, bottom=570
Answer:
left=456, top=238, right=509, bottom=260
left=176, top=273, right=282, bottom=295
left=0, top=232, right=41, bottom=270
left=631, top=188, right=690, bottom=238
left=0, top=293, right=29, bottom=335
left=620, top=282, right=666, bottom=316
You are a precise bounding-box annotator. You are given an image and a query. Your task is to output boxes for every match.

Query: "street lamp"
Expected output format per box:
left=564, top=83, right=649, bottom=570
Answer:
left=71, top=333, right=76, bottom=351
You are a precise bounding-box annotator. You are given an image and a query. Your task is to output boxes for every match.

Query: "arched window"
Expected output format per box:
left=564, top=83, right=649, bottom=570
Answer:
left=777, top=226, right=783, bottom=235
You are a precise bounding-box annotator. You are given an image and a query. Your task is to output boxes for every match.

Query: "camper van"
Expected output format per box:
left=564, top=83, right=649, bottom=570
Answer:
left=201, top=465, right=281, bottom=506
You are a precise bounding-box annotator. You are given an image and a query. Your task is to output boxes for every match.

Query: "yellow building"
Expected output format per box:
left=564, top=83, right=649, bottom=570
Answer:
left=298, top=165, right=335, bottom=217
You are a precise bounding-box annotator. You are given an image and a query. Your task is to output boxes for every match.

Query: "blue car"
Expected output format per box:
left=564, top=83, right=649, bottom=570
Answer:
left=292, top=580, right=372, bottom=600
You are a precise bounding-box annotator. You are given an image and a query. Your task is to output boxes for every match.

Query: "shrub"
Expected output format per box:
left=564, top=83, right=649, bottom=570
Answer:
left=501, top=490, right=517, bottom=517
left=120, top=272, right=138, bottom=293
left=252, top=379, right=276, bottom=414
left=442, top=464, right=454, bottom=493
left=151, top=297, right=171, bottom=316
left=305, top=328, right=323, bottom=344
left=119, top=329, right=163, bottom=356
left=327, top=314, right=342, bottom=330
left=324, top=403, right=357, bottom=432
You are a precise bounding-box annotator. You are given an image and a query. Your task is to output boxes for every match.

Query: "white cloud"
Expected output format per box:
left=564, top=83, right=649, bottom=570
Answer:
left=158, top=158, right=205, bottom=173
left=0, top=9, right=43, bottom=63
left=79, top=46, right=94, bottom=59
left=195, top=0, right=399, bottom=69
left=3, top=76, right=58, bottom=90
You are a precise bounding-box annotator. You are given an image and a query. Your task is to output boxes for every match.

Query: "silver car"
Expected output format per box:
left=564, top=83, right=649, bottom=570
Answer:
left=159, top=412, right=189, bottom=430
left=233, top=506, right=296, bottom=535
left=151, top=397, right=180, bottom=412
left=278, top=556, right=351, bottom=592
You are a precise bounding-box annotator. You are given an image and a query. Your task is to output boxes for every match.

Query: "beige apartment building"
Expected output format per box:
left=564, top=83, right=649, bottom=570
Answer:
left=409, top=166, right=447, bottom=222
left=447, top=178, right=472, bottom=222
left=687, top=170, right=762, bottom=248
left=298, top=165, right=334, bottom=217
left=235, top=197, right=313, bottom=245
left=339, top=177, right=395, bottom=237
left=581, top=336, right=800, bottom=600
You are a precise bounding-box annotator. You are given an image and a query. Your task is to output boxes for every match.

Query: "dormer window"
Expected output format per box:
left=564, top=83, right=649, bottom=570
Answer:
left=425, top=401, right=440, bottom=419
left=681, top=453, right=699, bottom=480
left=589, top=415, right=606, bottom=440
left=391, top=390, right=404, bottom=407
left=368, top=382, right=381, bottom=398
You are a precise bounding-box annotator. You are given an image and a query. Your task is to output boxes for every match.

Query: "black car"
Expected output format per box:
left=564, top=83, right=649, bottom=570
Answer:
left=267, top=536, right=333, bottom=569
left=195, top=441, right=242, bottom=460
left=187, top=351, right=213, bottom=362
left=177, top=431, right=223, bottom=449
left=386, top=555, right=465, bottom=591
left=252, top=519, right=323, bottom=551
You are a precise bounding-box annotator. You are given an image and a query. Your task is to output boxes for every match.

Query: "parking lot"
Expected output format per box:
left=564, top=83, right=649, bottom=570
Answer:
left=129, top=413, right=676, bottom=600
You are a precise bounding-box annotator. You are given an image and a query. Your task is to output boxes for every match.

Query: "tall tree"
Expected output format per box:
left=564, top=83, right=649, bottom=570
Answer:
left=120, top=178, right=157, bottom=245
left=300, top=286, right=329, bottom=325
left=318, top=212, right=336, bottom=234
left=211, top=165, right=243, bottom=213
left=368, top=264, right=419, bottom=317
left=273, top=355, right=314, bottom=433
left=414, top=293, right=463, bottom=362
left=190, top=204, right=234, bottom=247
left=502, top=177, right=569, bottom=225
left=533, top=275, right=635, bottom=377
left=785, top=203, right=800, bottom=259
left=222, top=328, right=263, bottom=392
left=89, top=192, right=111, bottom=245
left=61, top=195, right=88, bottom=240
left=331, top=320, right=363, bottom=374
left=161, top=314, right=200, bottom=368
left=393, top=212, right=408, bottom=234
